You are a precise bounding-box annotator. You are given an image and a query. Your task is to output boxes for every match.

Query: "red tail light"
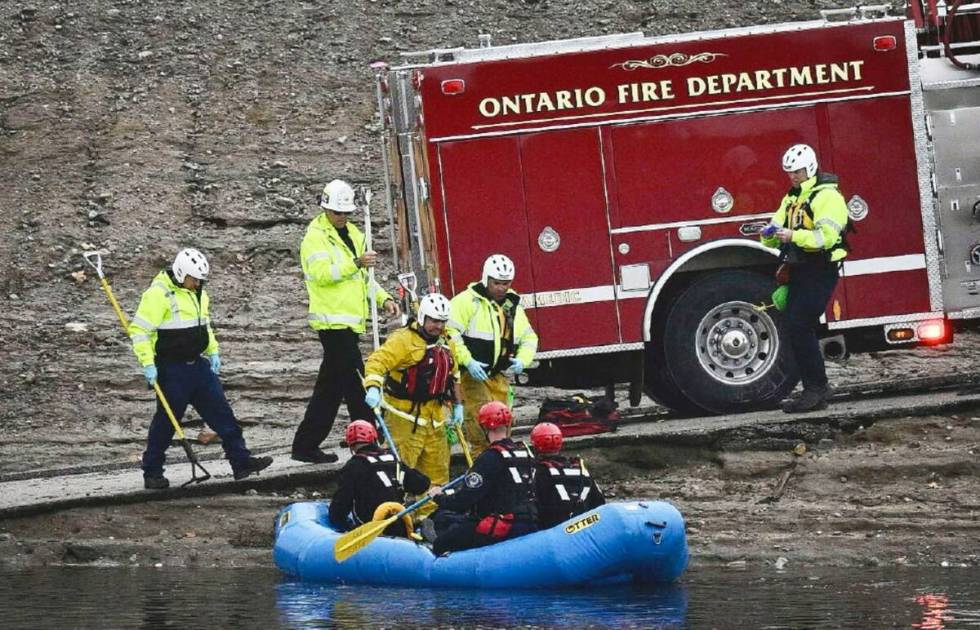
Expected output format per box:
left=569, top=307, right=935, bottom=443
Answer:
left=917, top=321, right=945, bottom=343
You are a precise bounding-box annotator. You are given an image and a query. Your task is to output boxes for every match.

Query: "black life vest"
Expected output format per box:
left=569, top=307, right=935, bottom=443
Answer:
left=536, top=456, right=593, bottom=515
left=384, top=328, right=455, bottom=404
left=780, top=172, right=855, bottom=263
left=482, top=441, right=537, bottom=522
left=351, top=447, right=404, bottom=525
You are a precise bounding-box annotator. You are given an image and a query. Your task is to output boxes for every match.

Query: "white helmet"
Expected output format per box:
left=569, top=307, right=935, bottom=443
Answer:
left=782, top=144, right=818, bottom=179
left=417, top=293, right=451, bottom=322
left=482, top=254, right=515, bottom=284
left=320, top=179, right=357, bottom=213
left=172, top=248, right=209, bottom=283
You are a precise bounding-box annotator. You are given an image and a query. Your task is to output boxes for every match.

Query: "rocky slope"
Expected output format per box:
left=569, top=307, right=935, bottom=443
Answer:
left=0, top=0, right=921, bottom=476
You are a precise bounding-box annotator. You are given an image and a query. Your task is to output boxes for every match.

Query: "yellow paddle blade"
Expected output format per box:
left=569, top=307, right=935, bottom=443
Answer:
left=333, top=516, right=397, bottom=563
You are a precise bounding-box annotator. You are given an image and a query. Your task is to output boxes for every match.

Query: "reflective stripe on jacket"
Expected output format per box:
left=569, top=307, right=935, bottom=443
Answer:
left=761, top=173, right=850, bottom=263
left=446, top=283, right=538, bottom=374
left=300, top=213, right=392, bottom=333
left=128, top=270, right=217, bottom=367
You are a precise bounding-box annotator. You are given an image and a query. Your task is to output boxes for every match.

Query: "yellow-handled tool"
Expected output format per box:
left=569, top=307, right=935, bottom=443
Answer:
left=83, top=251, right=211, bottom=487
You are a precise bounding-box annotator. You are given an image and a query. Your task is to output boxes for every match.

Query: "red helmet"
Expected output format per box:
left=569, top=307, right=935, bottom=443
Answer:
left=530, top=422, right=563, bottom=453
left=477, top=401, right=512, bottom=430
left=345, top=420, right=378, bottom=445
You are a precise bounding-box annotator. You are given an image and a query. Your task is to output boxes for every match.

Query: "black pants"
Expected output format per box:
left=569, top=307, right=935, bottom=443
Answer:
left=292, top=328, right=374, bottom=454
left=785, top=260, right=840, bottom=392
left=430, top=509, right=536, bottom=556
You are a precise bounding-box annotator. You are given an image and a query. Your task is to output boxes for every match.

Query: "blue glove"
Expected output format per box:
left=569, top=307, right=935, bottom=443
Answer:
left=762, top=222, right=779, bottom=238
left=451, top=403, right=464, bottom=427
left=507, top=358, right=524, bottom=375
left=365, top=387, right=381, bottom=409
left=466, top=359, right=489, bottom=382
left=208, top=354, right=221, bottom=375
left=142, top=365, right=158, bottom=386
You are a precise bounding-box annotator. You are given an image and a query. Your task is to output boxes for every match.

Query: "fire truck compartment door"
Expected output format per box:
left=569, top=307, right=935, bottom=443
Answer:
left=518, top=128, right=621, bottom=349
left=437, top=136, right=534, bottom=301
left=930, top=106, right=980, bottom=314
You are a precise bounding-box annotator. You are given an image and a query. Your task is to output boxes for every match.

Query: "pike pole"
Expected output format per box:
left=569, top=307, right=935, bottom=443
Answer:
left=364, top=188, right=381, bottom=350
left=82, top=251, right=211, bottom=486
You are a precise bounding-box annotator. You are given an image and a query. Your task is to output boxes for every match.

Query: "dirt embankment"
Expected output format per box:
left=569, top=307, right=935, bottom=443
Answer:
left=7, top=0, right=975, bottom=573
left=2, top=412, right=977, bottom=570
left=2, top=0, right=871, bottom=476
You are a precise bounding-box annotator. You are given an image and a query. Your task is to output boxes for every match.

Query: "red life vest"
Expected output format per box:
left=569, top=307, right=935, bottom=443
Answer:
left=385, top=329, right=455, bottom=403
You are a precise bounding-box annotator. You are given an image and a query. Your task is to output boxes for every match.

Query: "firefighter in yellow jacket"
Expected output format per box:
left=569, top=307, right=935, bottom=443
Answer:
left=292, top=179, right=398, bottom=464
left=363, top=293, right=463, bottom=517
left=129, top=248, right=272, bottom=489
left=447, top=254, right=538, bottom=456
left=761, top=144, right=850, bottom=413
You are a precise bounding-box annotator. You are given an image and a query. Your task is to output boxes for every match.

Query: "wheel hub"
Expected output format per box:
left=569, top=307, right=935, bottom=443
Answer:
left=695, top=301, right=779, bottom=386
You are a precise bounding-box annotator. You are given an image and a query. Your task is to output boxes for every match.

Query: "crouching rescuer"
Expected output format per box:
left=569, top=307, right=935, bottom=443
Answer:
left=129, top=248, right=272, bottom=489
left=425, top=401, right=538, bottom=555
left=329, top=420, right=430, bottom=538
left=362, top=293, right=464, bottom=518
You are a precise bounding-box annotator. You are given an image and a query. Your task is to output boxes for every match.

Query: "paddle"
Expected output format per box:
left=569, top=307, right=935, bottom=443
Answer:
left=333, top=473, right=466, bottom=562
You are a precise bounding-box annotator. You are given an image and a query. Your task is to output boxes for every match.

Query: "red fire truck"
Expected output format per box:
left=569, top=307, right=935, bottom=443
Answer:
left=374, top=2, right=980, bottom=414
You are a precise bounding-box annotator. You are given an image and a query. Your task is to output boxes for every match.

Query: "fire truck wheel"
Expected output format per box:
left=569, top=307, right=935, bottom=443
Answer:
left=662, top=269, right=798, bottom=413
left=645, top=322, right=706, bottom=415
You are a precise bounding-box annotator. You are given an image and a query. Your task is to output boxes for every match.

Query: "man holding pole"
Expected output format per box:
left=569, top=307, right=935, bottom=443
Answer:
left=362, top=293, right=465, bottom=517
left=129, top=248, right=272, bottom=489
left=292, top=180, right=399, bottom=464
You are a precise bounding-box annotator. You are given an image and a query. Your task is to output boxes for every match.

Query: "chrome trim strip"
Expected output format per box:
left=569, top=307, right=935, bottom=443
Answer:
left=905, top=20, right=945, bottom=314
left=826, top=311, right=943, bottom=330
left=535, top=342, right=644, bottom=360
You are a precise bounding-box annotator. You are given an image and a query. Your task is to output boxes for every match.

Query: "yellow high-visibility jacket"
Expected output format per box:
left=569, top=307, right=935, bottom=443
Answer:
left=761, top=173, right=850, bottom=263
left=300, top=213, right=392, bottom=333
left=447, top=283, right=538, bottom=375
left=363, top=322, right=461, bottom=424
left=129, top=270, right=218, bottom=367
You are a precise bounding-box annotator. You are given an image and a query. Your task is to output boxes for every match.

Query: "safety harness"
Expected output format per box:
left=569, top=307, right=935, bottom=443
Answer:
left=780, top=172, right=854, bottom=264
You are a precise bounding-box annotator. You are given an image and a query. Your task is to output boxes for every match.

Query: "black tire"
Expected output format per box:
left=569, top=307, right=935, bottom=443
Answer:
left=644, top=290, right=706, bottom=415
left=662, top=269, right=798, bottom=414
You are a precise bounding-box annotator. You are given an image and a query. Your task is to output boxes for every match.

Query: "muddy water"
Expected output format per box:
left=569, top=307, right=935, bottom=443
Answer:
left=1, top=566, right=977, bottom=628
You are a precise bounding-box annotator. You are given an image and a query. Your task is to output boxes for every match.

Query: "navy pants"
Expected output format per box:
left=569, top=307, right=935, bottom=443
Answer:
left=142, top=358, right=251, bottom=477
left=292, top=328, right=373, bottom=454
left=785, top=260, right=840, bottom=392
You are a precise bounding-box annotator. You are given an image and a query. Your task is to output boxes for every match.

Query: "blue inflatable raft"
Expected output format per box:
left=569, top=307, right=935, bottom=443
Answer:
left=273, top=500, right=688, bottom=588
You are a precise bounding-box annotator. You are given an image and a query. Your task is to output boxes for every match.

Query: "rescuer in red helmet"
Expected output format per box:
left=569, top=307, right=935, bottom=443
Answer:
left=328, top=419, right=430, bottom=538
left=761, top=143, right=850, bottom=413
left=423, top=401, right=538, bottom=554
left=530, top=422, right=606, bottom=529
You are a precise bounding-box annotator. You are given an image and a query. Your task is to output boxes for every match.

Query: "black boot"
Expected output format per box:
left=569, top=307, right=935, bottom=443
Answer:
left=781, top=388, right=829, bottom=413
left=234, top=456, right=273, bottom=480
left=291, top=449, right=339, bottom=464
left=143, top=475, right=170, bottom=490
